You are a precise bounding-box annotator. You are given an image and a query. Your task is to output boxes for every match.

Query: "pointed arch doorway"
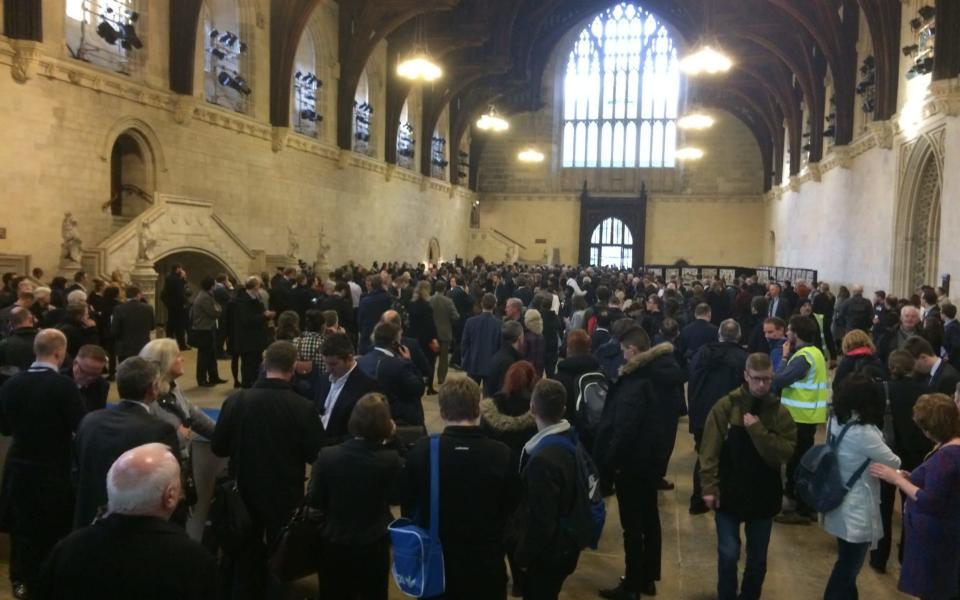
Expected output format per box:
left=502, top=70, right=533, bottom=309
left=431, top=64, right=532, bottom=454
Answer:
left=577, top=184, right=647, bottom=269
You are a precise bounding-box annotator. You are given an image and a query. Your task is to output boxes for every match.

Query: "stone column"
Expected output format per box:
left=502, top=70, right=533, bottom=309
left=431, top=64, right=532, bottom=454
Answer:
left=130, top=260, right=158, bottom=309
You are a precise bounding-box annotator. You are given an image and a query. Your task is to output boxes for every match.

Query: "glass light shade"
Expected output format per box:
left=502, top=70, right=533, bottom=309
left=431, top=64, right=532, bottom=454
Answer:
left=679, top=45, right=733, bottom=75
left=675, top=147, right=705, bottom=160
left=477, top=111, right=509, bottom=132
left=517, top=148, right=545, bottom=163
left=677, top=113, right=715, bottom=130
left=397, top=54, right=443, bottom=82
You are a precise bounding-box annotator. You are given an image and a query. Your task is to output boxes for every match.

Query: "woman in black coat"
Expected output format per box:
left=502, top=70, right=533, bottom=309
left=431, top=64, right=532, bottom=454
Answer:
left=832, top=329, right=885, bottom=395
left=306, top=393, right=401, bottom=600
left=407, top=281, right=438, bottom=391
left=480, top=360, right=538, bottom=464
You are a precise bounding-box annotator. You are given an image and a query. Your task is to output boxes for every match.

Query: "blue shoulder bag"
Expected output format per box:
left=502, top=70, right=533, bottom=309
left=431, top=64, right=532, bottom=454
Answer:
left=389, top=434, right=445, bottom=597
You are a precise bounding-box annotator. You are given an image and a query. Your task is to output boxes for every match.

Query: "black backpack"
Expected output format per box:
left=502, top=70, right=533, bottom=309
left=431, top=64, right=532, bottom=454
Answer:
left=794, top=418, right=870, bottom=513
left=533, top=431, right=606, bottom=550
left=576, top=372, right=609, bottom=434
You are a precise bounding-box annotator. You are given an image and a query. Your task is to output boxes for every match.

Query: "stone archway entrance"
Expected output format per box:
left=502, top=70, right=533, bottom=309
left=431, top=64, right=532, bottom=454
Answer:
left=154, top=250, right=236, bottom=326
left=892, top=133, right=944, bottom=296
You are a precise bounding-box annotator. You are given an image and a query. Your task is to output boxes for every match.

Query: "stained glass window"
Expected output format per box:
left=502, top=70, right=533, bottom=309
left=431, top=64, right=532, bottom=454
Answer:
left=562, top=3, right=680, bottom=168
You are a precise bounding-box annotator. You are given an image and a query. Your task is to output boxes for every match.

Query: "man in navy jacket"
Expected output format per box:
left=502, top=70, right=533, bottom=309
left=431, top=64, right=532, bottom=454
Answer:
left=461, top=293, right=501, bottom=385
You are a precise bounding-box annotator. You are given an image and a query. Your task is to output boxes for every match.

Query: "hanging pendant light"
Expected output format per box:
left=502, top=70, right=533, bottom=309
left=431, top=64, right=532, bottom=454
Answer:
left=517, top=148, right=545, bottom=163
left=677, top=112, right=715, bottom=130
left=477, top=106, right=509, bottom=132
left=675, top=147, right=705, bottom=160
left=397, top=17, right=443, bottom=82
left=679, top=0, right=732, bottom=76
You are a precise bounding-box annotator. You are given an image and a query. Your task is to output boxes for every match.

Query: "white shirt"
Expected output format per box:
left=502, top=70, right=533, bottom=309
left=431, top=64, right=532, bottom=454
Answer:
left=321, top=363, right=357, bottom=429
left=929, top=357, right=943, bottom=382
left=348, top=281, right=362, bottom=308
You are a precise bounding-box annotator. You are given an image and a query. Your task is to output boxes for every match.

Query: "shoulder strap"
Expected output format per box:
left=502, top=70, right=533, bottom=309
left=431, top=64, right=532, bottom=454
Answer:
left=846, top=458, right=871, bottom=489
left=830, top=418, right=857, bottom=448
left=535, top=432, right=578, bottom=455
left=429, top=434, right=440, bottom=537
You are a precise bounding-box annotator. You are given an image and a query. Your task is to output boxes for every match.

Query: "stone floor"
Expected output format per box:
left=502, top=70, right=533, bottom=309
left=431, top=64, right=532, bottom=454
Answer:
left=0, top=351, right=912, bottom=599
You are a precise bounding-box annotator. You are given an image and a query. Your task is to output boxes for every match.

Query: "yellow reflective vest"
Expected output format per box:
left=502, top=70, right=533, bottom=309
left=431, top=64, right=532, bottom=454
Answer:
left=780, top=345, right=829, bottom=424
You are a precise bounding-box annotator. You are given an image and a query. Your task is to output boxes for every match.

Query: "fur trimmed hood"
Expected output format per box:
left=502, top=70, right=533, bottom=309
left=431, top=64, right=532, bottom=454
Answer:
left=619, top=342, right=675, bottom=376
left=480, top=398, right=536, bottom=433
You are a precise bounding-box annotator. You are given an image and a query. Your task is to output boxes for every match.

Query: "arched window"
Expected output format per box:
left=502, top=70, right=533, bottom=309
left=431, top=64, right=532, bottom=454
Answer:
left=562, top=3, right=680, bottom=168
left=203, top=0, right=251, bottom=114
left=589, top=218, right=634, bottom=268
left=397, top=100, right=415, bottom=169
left=353, top=70, right=373, bottom=155
left=109, top=132, right=152, bottom=218
left=65, top=0, right=145, bottom=75
left=292, top=29, right=321, bottom=137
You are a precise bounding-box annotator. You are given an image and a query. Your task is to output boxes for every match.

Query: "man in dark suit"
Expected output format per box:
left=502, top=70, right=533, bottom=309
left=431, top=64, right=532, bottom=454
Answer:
left=68, top=344, right=110, bottom=413
left=380, top=309, right=431, bottom=381
left=402, top=377, right=519, bottom=600
left=678, top=303, right=720, bottom=367
left=64, top=271, right=88, bottom=297
left=110, top=286, right=155, bottom=362
left=357, top=322, right=425, bottom=426
left=461, top=293, right=503, bottom=386
left=905, top=336, right=960, bottom=395
left=484, top=320, right=525, bottom=398
left=942, top=303, right=960, bottom=370
left=233, top=277, right=275, bottom=388
left=0, top=329, right=84, bottom=597
left=212, top=341, right=323, bottom=599
left=0, top=307, right=38, bottom=382
left=317, top=332, right=379, bottom=445
left=38, top=443, right=217, bottom=599
left=766, top=283, right=791, bottom=320
left=448, top=276, right=476, bottom=368
left=73, top=357, right=179, bottom=529
left=357, top=275, right=393, bottom=354
left=161, top=264, right=190, bottom=350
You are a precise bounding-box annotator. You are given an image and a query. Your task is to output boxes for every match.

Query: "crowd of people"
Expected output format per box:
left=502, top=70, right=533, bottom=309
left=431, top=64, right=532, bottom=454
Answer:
left=0, top=262, right=959, bottom=600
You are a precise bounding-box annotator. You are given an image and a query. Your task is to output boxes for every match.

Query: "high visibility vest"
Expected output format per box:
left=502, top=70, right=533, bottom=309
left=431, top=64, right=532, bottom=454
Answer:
left=780, top=345, right=829, bottom=424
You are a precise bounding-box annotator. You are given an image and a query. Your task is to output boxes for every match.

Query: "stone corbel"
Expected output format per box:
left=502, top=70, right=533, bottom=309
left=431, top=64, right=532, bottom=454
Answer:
left=833, top=146, right=853, bottom=169
left=869, top=120, right=896, bottom=149
left=927, top=79, right=960, bottom=118
left=385, top=163, right=396, bottom=182
left=788, top=176, right=801, bottom=192
left=337, top=148, right=349, bottom=170
left=271, top=127, right=290, bottom=153
left=172, top=96, right=196, bottom=125
left=420, top=177, right=429, bottom=192
left=9, top=40, right=43, bottom=84
left=807, top=162, right=822, bottom=183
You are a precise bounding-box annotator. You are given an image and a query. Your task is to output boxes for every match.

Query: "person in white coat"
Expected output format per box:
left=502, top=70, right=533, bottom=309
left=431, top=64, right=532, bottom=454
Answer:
left=821, top=373, right=901, bottom=600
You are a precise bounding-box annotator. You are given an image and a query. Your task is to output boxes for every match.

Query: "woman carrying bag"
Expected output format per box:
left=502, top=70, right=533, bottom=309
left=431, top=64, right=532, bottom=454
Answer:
left=306, top=393, right=402, bottom=600
left=820, top=374, right=901, bottom=600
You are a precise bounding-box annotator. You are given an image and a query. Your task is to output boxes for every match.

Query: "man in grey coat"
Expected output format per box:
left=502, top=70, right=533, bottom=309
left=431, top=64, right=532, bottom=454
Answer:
left=430, top=280, right=460, bottom=385
left=190, top=277, right=224, bottom=387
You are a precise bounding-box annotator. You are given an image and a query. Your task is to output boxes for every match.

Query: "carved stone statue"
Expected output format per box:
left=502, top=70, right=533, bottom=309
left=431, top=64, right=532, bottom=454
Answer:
left=287, top=226, right=300, bottom=258
left=61, top=211, right=83, bottom=263
left=137, top=220, right=157, bottom=261
left=316, top=228, right=331, bottom=267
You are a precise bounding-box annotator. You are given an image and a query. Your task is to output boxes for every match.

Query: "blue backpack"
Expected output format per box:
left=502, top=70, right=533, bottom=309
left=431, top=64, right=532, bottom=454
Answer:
left=794, top=418, right=870, bottom=514
left=389, top=435, right=445, bottom=597
left=534, top=430, right=606, bottom=550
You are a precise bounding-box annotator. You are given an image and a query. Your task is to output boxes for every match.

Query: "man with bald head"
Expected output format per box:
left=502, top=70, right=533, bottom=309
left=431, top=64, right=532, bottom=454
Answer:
left=0, top=329, right=85, bottom=597
left=37, top=443, right=216, bottom=599
left=838, top=283, right=874, bottom=335
left=380, top=308, right=431, bottom=380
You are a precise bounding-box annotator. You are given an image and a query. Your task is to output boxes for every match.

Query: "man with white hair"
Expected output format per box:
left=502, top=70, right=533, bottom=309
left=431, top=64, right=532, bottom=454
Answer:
left=877, top=304, right=923, bottom=365
left=0, top=329, right=84, bottom=598
left=37, top=443, right=216, bottom=599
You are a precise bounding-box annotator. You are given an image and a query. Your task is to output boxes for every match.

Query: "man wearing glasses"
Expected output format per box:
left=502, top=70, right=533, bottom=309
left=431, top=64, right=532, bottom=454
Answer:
left=699, top=353, right=797, bottom=600
left=68, top=344, right=110, bottom=413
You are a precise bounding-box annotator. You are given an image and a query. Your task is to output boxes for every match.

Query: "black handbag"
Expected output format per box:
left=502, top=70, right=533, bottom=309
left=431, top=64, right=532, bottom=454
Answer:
left=207, top=474, right=253, bottom=554
left=269, top=504, right=326, bottom=582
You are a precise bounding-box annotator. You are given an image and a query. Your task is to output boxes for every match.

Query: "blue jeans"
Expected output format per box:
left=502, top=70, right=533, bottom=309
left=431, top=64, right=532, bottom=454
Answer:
left=823, top=538, right=869, bottom=600
left=715, top=511, right=773, bottom=600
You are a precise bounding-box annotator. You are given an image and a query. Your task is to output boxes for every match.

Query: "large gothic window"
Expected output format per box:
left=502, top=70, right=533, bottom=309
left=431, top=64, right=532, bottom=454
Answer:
left=590, top=218, right=634, bottom=268
left=203, top=0, right=251, bottom=114
left=65, top=0, right=144, bottom=75
left=562, top=3, right=680, bottom=169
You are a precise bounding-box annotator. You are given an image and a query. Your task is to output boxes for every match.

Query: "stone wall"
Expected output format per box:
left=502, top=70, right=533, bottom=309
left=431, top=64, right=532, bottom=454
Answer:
left=0, top=26, right=473, bottom=280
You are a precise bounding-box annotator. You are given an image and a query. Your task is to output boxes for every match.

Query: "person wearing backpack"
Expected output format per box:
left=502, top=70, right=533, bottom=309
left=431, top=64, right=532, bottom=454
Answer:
left=687, top=319, right=749, bottom=515
left=513, top=380, right=583, bottom=600
left=774, top=315, right=830, bottom=525
left=553, top=329, right=601, bottom=433
left=699, top=352, right=796, bottom=600
left=820, top=374, right=900, bottom=600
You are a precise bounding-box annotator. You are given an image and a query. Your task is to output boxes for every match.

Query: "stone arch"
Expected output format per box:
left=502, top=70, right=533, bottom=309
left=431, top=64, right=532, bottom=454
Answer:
left=153, top=247, right=237, bottom=324
left=428, top=238, right=441, bottom=264
left=892, top=132, right=945, bottom=295
left=100, top=117, right=166, bottom=181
